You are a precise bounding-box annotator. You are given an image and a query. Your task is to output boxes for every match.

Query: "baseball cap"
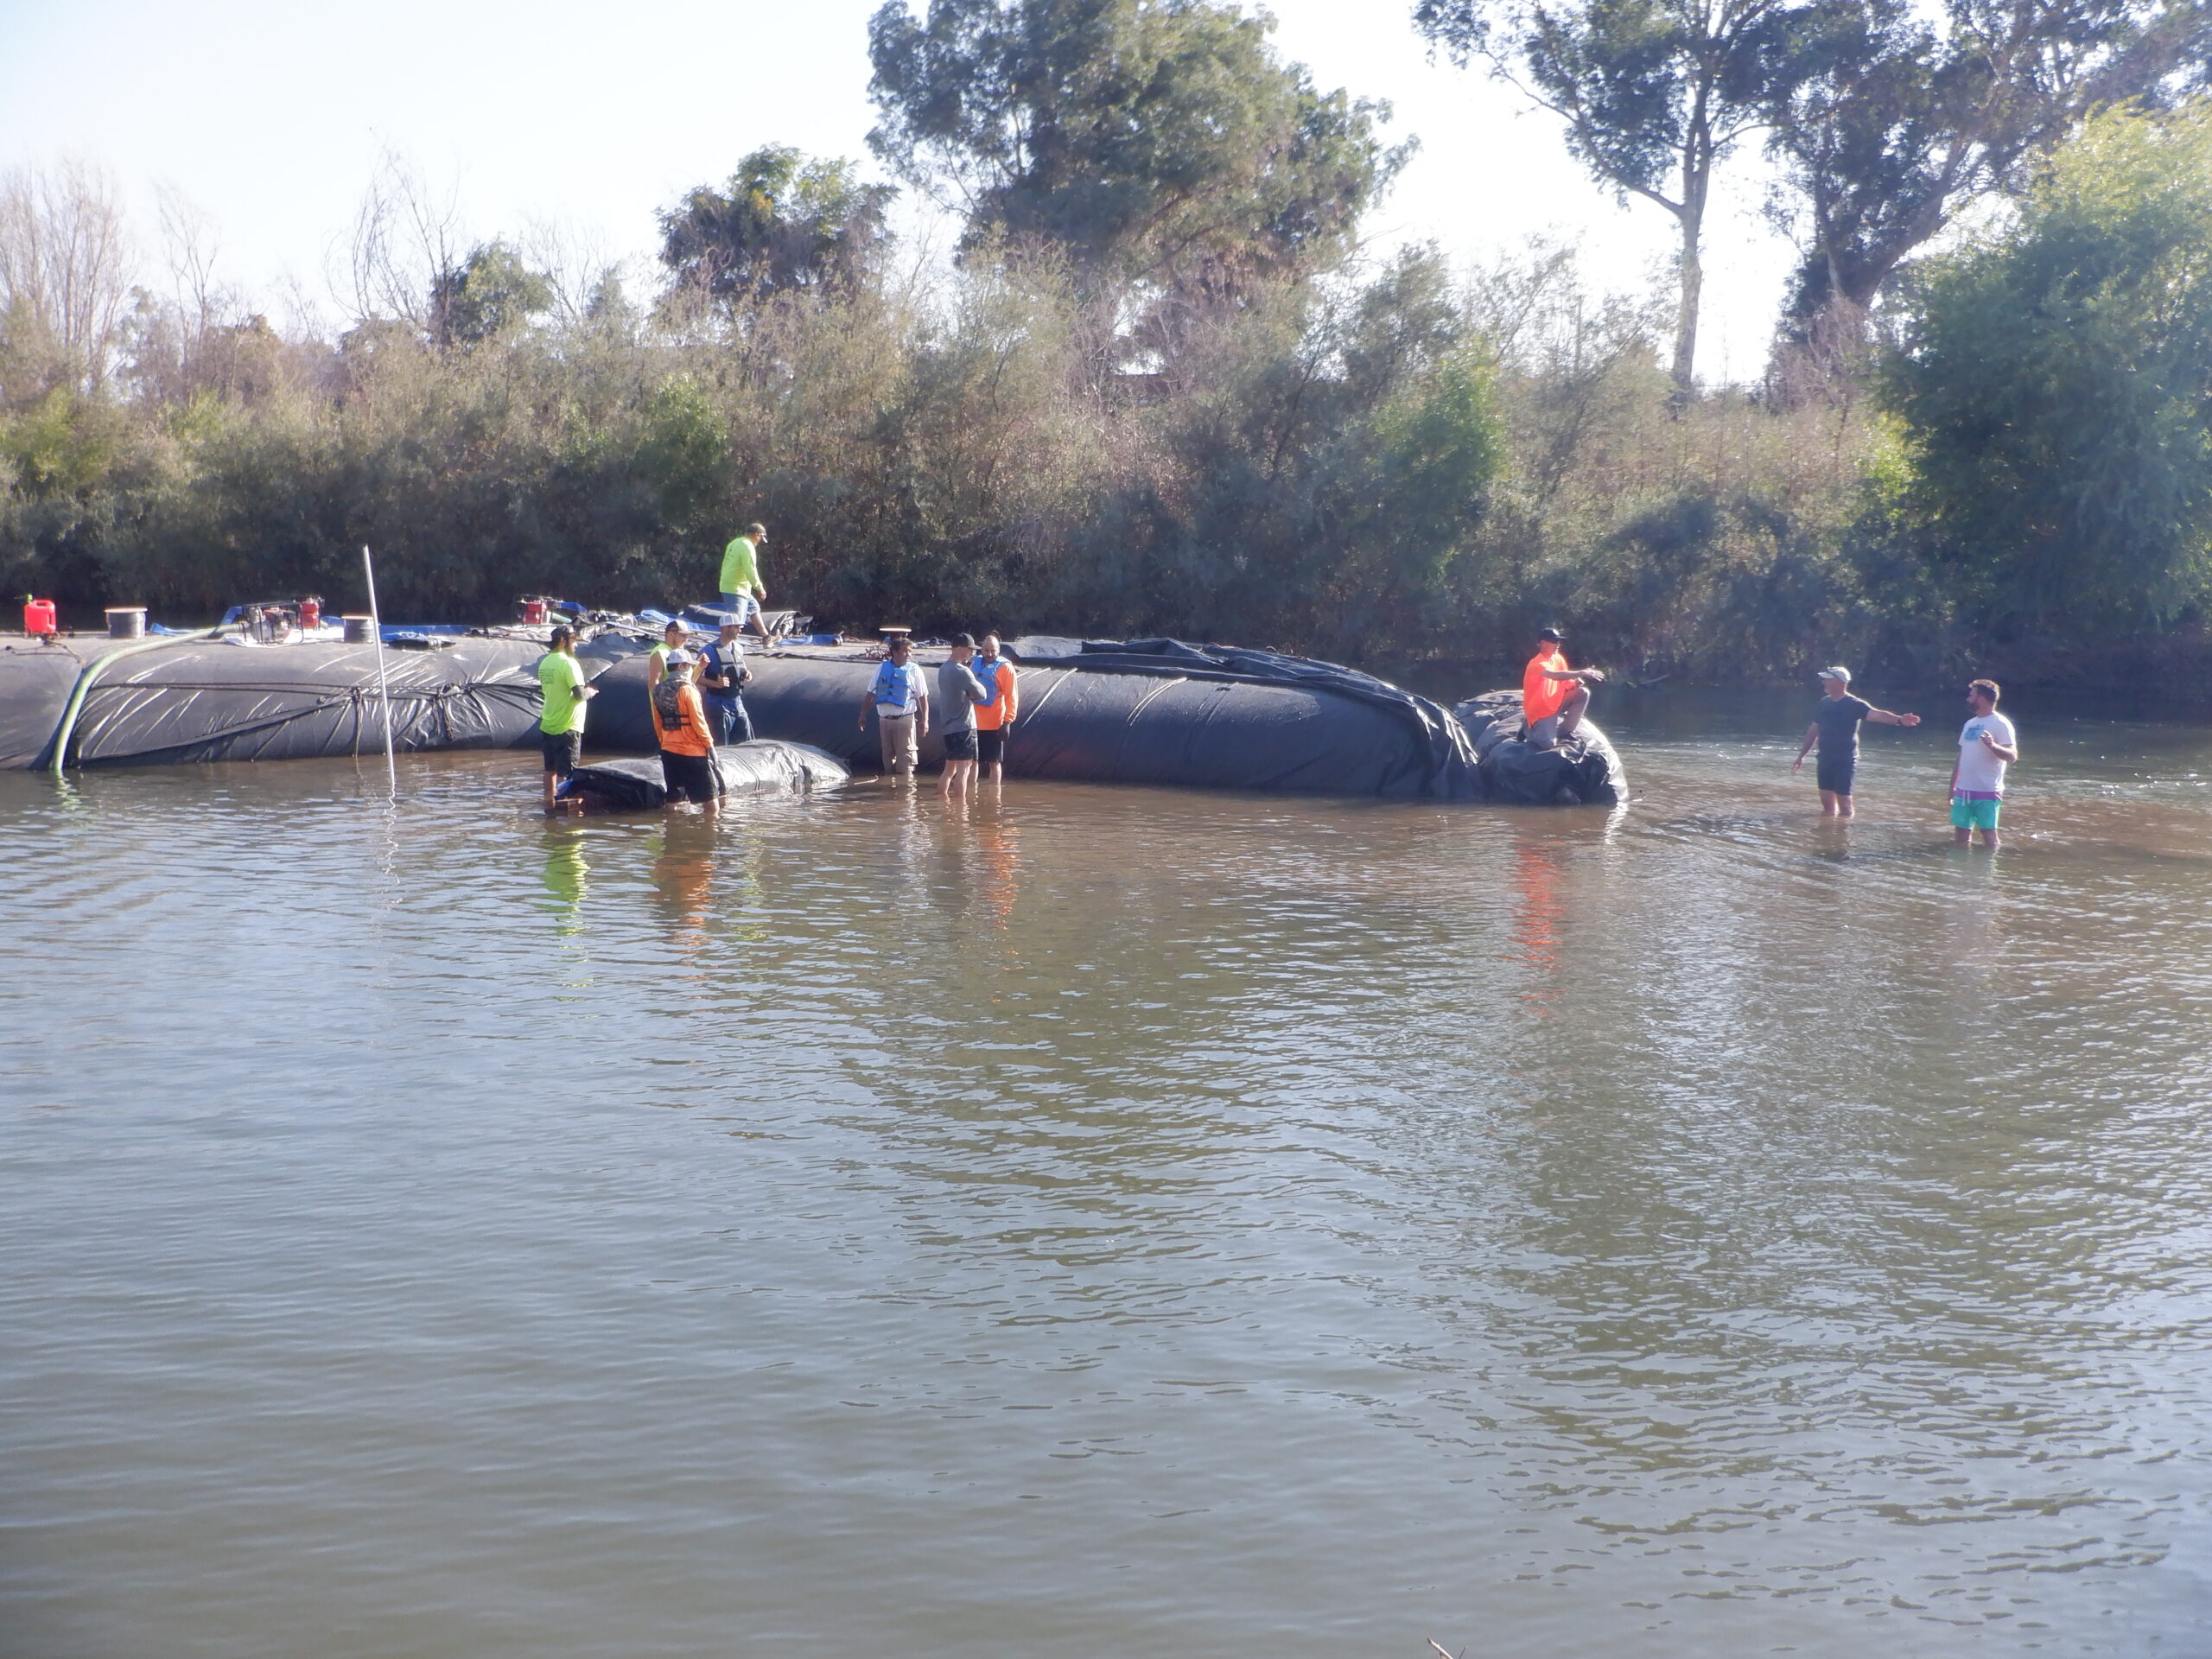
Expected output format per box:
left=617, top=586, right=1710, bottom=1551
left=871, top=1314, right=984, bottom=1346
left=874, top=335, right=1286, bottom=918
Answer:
left=1817, top=665, right=1852, bottom=683
left=1538, top=626, right=1564, bottom=643
left=664, top=648, right=697, bottom=667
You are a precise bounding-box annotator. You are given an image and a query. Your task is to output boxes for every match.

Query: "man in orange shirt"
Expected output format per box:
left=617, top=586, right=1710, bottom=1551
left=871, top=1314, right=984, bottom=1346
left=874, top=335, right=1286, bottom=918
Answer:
left=650, top=650, right=721, bottom=815
left=1522, top=627, right=1605, bottom=749
left=972, top=632, right=1020, bottom=785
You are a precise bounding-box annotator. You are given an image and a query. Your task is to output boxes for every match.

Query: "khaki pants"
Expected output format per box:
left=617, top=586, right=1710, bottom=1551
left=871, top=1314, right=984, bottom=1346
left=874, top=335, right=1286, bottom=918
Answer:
left=1528, top=685, right=1589, bottom=750
left=877, top=709, right=918, bottom=774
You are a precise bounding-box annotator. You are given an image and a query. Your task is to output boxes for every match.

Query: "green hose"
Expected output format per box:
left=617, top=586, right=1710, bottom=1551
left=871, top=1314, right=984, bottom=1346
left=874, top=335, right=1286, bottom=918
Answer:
left=46, top=627, right=230, bottom=774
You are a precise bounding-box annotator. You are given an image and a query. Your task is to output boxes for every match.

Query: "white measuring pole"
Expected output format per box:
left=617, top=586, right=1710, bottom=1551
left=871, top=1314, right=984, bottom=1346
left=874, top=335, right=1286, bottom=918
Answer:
left=360, top=543, right=399, bottom=795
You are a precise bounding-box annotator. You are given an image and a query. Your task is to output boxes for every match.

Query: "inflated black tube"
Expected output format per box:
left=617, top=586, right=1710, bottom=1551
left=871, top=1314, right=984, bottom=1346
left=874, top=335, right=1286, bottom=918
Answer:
left=580, top=640, right=1614, bottom=800
left=563, top=741, right=849, bottom=811
left=0, top=637, right=550, bottom=768
left=0, top=645, right=93, bottom=770
left=588, top=651, right=1478, bottom=795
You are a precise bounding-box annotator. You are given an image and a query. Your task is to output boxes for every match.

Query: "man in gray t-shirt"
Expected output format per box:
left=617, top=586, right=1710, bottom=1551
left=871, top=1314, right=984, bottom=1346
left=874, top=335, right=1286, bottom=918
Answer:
left=936, top=632, right=990, bottom=800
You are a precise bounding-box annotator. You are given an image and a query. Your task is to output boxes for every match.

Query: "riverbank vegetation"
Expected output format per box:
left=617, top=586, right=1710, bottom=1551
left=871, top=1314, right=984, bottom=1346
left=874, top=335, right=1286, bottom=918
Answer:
left=4, top=0, right=2211, bottom=691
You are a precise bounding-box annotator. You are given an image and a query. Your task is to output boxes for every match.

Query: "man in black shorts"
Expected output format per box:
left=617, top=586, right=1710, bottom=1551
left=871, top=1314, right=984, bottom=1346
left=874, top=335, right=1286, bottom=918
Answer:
left=651, top=650, right=722, bottom=816
left=935, top=632, right=990, bottom=801
left=536, top=625, right=595, bottom=812
left=1791, top=665, right=1920, bottom=817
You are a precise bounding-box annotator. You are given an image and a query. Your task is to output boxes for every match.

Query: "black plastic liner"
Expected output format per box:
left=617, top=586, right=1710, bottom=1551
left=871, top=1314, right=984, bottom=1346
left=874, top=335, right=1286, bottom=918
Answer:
left=0, top=637, right=549, bottom=768
left=563, top=741, right=849, bottom=810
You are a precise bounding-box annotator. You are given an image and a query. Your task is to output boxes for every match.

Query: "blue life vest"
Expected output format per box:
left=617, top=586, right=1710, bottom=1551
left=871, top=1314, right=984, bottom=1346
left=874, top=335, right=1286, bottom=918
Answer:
left=973, top=654, right=1003, bottom=707
left=872, top=659, right=918, bottom=711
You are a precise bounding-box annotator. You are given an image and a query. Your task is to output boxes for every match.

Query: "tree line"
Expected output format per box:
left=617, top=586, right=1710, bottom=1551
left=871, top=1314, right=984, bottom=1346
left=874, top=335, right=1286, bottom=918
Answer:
left=4, top=0, right=2212, bottom=690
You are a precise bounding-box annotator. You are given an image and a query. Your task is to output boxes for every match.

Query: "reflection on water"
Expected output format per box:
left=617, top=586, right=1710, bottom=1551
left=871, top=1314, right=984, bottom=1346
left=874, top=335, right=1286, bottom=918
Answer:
left=3, top=704, right=2212, bottom=1659
left=1509, top=826, right=1567, bottom=1016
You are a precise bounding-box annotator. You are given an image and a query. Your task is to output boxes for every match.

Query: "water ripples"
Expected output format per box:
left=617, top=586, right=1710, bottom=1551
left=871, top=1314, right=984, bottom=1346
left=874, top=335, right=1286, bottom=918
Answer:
left=4, top=721, right=2211, bottom=1656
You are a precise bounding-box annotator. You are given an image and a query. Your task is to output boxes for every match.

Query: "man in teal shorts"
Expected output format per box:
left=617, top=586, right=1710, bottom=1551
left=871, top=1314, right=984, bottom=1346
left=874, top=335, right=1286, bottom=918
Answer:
left=1949, top=677, right=2018, bottom=849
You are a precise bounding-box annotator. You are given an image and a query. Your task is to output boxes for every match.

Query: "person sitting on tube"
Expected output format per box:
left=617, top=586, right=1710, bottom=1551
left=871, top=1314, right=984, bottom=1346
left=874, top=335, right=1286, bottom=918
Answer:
left=1522, top=626, right=1605, bottom=751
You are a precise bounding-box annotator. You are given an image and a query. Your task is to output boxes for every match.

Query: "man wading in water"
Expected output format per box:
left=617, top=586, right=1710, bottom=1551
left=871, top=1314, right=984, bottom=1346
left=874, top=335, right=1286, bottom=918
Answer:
left=652, top=650, right=721, bottom=816
left=1790, top=665, right=1920, bottom=817
left=971, top=632, right=1018, bottom=787
left=1950, top=678, right=2018, bottom=850
left=936, top=633, right=991, bottom=801
left=536, top=625, right=596, bottom=813
left=700, top=619, right=753, bottom=747
left=858, top=634, right=928, bottom=780
left=1522, top=627, right=1605, bottom=749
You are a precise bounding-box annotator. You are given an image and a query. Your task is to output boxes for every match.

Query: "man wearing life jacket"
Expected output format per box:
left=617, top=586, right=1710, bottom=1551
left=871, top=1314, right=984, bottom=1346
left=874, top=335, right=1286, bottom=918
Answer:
left=700, top=620, right=753, bottom=746
left=1522, top=626, right=1606, bottom=750
left=971, top=632, right=1019, bottom=785
left=857, top=634, right=929, bottom=779
left=652, top=649, right=720, bottom=813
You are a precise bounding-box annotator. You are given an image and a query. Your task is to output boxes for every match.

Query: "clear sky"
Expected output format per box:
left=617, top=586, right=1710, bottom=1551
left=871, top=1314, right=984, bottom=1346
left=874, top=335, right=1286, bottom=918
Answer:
left=0, top=0, right=1796, bottom=378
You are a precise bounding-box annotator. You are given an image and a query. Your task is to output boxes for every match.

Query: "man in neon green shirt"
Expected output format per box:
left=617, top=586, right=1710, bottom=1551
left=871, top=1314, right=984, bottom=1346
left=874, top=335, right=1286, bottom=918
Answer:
left=720, top=522, right=767, bottom=635
left=537, top=626, right=596, bottom=812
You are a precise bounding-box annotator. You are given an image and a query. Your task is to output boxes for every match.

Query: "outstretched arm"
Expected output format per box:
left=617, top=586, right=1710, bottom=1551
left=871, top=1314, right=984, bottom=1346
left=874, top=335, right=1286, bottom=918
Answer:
left=1867, top=709, right=1920, bottom=727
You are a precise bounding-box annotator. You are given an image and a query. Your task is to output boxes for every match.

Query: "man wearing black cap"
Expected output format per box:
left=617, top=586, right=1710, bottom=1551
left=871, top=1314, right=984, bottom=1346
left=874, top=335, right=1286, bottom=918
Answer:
left=935, top=633, right=990, bottom=800
left=1522, top=627, right=1605, bottom=750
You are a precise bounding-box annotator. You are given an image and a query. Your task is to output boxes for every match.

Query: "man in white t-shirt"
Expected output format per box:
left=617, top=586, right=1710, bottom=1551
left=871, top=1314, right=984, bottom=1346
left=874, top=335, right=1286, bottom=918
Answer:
left=1949, top=677, right=2018, bottom=849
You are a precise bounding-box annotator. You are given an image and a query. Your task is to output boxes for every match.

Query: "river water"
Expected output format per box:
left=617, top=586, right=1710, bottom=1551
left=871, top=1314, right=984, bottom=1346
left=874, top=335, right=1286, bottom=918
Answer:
left=4, top=695, right=2210, bottom=1657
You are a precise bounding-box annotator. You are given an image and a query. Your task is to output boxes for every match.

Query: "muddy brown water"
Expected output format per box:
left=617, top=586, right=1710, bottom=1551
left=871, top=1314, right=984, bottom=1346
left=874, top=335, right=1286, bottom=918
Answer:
left=3, top=695, right=2209, bottom=1656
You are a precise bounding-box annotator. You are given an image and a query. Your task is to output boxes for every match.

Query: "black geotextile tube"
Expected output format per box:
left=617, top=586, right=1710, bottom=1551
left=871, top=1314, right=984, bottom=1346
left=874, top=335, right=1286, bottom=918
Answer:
left=585, top=638, right=1629, bottom=804
left=0, top=637, right=553, bottom=768
left=1012, top=636, right=1486, bottom=799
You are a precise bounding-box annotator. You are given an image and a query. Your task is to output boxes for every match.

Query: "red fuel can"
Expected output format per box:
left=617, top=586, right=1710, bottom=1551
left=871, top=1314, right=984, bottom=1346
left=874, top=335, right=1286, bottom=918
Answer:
left=23, top=597, right=57, bottom=638
left=299, top=596, right=322, bottom=631
left=520, top=597, right=548, bottom=625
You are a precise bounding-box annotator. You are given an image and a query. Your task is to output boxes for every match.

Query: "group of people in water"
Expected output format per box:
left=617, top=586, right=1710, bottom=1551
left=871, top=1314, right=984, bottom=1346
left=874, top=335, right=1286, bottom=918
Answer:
left=858, top=630, right=1019, bottom=799
left=531, top=603, right=1024, bottom=814
left=537, top=525, right=2021, bottom=847
left=1527, top=629, right=2020, bottom=849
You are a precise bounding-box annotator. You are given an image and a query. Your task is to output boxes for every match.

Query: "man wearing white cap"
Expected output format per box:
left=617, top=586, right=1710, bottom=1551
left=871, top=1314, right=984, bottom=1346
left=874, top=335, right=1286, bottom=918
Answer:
left=1791, top=665, right=1920, bottom=817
